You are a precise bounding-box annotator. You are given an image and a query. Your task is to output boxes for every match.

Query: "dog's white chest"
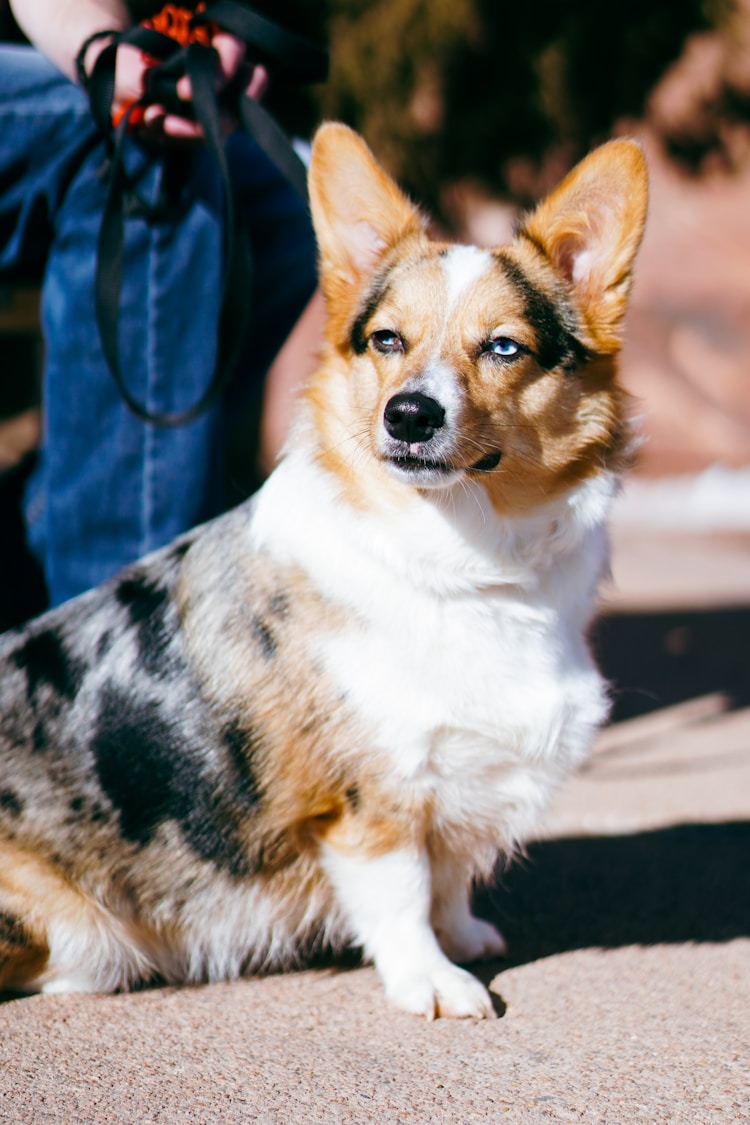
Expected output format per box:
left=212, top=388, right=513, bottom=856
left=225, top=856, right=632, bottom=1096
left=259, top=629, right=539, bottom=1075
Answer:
left=322, top=584, right=599, bottom=774
left=251, top=453, right=610, bottom=833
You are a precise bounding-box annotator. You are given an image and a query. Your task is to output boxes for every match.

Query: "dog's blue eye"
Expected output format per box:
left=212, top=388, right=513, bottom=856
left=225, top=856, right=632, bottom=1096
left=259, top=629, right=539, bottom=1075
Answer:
left=483, top=336, right=523, bottom=360
left=371, top=330, right=405, bottom=355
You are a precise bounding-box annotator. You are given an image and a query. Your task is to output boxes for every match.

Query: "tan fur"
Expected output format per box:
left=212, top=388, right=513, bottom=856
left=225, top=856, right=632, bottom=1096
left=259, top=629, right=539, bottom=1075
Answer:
left=0, top=845, right=62, bottom=990
left=306, top=125, right=647, bottom=518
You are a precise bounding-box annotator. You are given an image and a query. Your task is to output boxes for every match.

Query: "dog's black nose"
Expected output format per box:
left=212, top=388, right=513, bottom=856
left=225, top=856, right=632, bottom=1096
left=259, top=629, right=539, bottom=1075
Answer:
left=383, top=393, right=445, bottom=444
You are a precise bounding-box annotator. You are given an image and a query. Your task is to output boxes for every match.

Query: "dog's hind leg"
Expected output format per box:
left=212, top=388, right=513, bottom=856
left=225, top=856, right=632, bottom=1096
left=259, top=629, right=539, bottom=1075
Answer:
left=0, top=876, right=50, bottom=994
left=0, top=845, right=127, bottom=995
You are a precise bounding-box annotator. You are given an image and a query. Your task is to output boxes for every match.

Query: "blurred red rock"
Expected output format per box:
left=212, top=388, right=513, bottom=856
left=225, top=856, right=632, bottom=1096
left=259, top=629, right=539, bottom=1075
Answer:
left=621, top=128, right=750, bottom=476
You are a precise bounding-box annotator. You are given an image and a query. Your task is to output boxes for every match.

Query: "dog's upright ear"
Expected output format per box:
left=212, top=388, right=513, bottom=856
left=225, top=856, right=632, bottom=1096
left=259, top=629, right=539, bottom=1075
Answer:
left=308, top=123, right=425, bottom=311
left=518, top=139, right=648, bottom=354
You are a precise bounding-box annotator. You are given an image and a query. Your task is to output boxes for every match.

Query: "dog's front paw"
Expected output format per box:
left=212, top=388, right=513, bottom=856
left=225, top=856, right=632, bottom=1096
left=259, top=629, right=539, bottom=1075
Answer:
left=386, top=962, right=497, bottom=1020
left=436, top=914, right=507, bottom=965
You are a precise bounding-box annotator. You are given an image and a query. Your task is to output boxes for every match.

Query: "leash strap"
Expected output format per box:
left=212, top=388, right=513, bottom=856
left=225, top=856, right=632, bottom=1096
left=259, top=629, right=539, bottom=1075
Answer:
left=81, top=1, right=327, bottom=427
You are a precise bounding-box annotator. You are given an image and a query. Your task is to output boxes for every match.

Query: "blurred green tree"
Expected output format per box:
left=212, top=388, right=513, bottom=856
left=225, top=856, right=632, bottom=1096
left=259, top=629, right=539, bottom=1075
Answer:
left=271, top=0, right=727, bottom=224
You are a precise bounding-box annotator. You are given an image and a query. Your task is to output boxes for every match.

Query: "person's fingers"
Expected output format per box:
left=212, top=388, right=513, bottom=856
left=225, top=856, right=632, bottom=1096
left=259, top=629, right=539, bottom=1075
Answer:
left=211, top=31, right=246, bottom=84
left=245, top=63, right=269, bottom=101
left=161, top=114, right=204, bottom=139
left=142, top=103, right=203, bottom=140
left=175, top=59, right=269, bottom=110
left=176, top=72, right=192, bottom=102
left=174, top=31, right=246, bottom=103
left=116, top=31, right=268, bottom=139
left=113, top=43, right=150, bottom=106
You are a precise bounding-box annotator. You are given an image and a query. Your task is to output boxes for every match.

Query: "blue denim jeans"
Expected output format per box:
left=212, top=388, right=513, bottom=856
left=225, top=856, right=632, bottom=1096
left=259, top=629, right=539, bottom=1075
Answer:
left=0, top=45, right=317, bottom=606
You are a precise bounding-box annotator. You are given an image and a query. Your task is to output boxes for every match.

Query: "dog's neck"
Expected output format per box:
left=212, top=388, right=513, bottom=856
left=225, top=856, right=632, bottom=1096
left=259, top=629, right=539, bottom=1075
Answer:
left=252, top=422, right=615, bottom=613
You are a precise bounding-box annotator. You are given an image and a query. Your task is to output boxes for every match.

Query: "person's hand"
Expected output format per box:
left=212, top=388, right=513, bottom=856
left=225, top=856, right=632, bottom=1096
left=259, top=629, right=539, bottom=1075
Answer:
left=112, top=31, right=269, bottom=141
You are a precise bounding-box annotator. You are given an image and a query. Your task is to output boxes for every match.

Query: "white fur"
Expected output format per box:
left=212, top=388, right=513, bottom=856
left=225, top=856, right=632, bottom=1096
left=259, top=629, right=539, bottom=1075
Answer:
left=251, top=457, right=610, bottom=825
left=320, top=845, right=496, bottom=1019
left=441, top=245, right=493, bottom=308
left=250, top=441, right=613, bottom=1014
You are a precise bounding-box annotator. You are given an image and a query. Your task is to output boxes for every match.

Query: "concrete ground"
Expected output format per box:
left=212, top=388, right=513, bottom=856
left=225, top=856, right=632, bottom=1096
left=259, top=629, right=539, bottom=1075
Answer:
left=1, top=513, right=749, bottom=1124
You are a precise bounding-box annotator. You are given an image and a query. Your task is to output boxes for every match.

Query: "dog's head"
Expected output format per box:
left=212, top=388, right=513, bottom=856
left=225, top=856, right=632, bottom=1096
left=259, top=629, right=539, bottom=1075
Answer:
left=306, top=123, right=648, bottom=516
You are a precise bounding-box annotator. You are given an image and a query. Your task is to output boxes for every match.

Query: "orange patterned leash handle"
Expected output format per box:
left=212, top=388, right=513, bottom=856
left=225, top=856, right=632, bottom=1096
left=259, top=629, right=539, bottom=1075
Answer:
left=111, top=3, right=219, bottom=128
left=146, top=3, right=214, bottom=46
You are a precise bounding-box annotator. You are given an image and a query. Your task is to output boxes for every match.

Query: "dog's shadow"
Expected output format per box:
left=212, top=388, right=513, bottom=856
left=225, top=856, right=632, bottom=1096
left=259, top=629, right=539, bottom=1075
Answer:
left=473, top=820, right=750, bottom=976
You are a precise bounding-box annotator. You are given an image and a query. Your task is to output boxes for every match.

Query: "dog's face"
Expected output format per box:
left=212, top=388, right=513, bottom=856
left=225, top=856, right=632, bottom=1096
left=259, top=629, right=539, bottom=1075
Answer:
left=306, top=124, right=648, bottom=516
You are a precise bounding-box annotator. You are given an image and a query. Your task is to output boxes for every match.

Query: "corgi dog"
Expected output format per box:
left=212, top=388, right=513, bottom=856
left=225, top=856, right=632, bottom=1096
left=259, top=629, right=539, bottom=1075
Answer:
left=0, top=123, right=647, bottom=1018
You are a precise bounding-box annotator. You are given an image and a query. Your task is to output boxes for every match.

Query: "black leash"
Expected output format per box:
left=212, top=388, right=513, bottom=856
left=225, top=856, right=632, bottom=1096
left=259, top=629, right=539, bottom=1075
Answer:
left=79, top=2, right=327, bottom=427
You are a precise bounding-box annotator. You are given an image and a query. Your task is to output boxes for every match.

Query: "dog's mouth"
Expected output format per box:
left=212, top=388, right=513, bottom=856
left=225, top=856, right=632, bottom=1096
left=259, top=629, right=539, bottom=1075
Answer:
left=383, top=453, right=458, bottom=489
left=384, top=449, right=502, bottom=482
left=387, top=454, right=454, bottom=475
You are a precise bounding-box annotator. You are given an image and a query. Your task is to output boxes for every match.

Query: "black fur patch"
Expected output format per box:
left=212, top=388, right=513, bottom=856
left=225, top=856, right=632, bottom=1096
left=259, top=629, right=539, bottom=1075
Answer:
left=92, top=685, right=258, bottom=877
left=350, top=273, right=393, bottom=356
left=90, top=802, right=108, bottom=824
left=0, top=790, right=23, bottom=818
left=69, top=796, right=85, bottom=815
left=496, top=252, right=588, bottom=371
left=116, top=575, right=175, bottom=678
left=11, top=629, right=83, bottom=705
left=222, top=720, right=264, bottom=809
left=31, top=720, right=46, bottom=755
left=168, top=540, right=192, bottom=563
left=96, top=629, right=114, bottom=662
left=0, top=911, right=27, bottom=948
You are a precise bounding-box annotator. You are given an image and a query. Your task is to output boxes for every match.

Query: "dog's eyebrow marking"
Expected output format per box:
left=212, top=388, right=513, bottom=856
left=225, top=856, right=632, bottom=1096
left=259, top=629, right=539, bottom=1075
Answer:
left=495, top=251, right=587, bottom=371
left=350, top=272, right=393, bottom=355
left=10, top=628, right=83, bottom=704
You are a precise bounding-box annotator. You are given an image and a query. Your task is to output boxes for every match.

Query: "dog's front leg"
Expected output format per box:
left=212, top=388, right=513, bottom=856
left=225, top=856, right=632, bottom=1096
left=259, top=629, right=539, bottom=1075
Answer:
left=320, top=843, right=496, bottom=1019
